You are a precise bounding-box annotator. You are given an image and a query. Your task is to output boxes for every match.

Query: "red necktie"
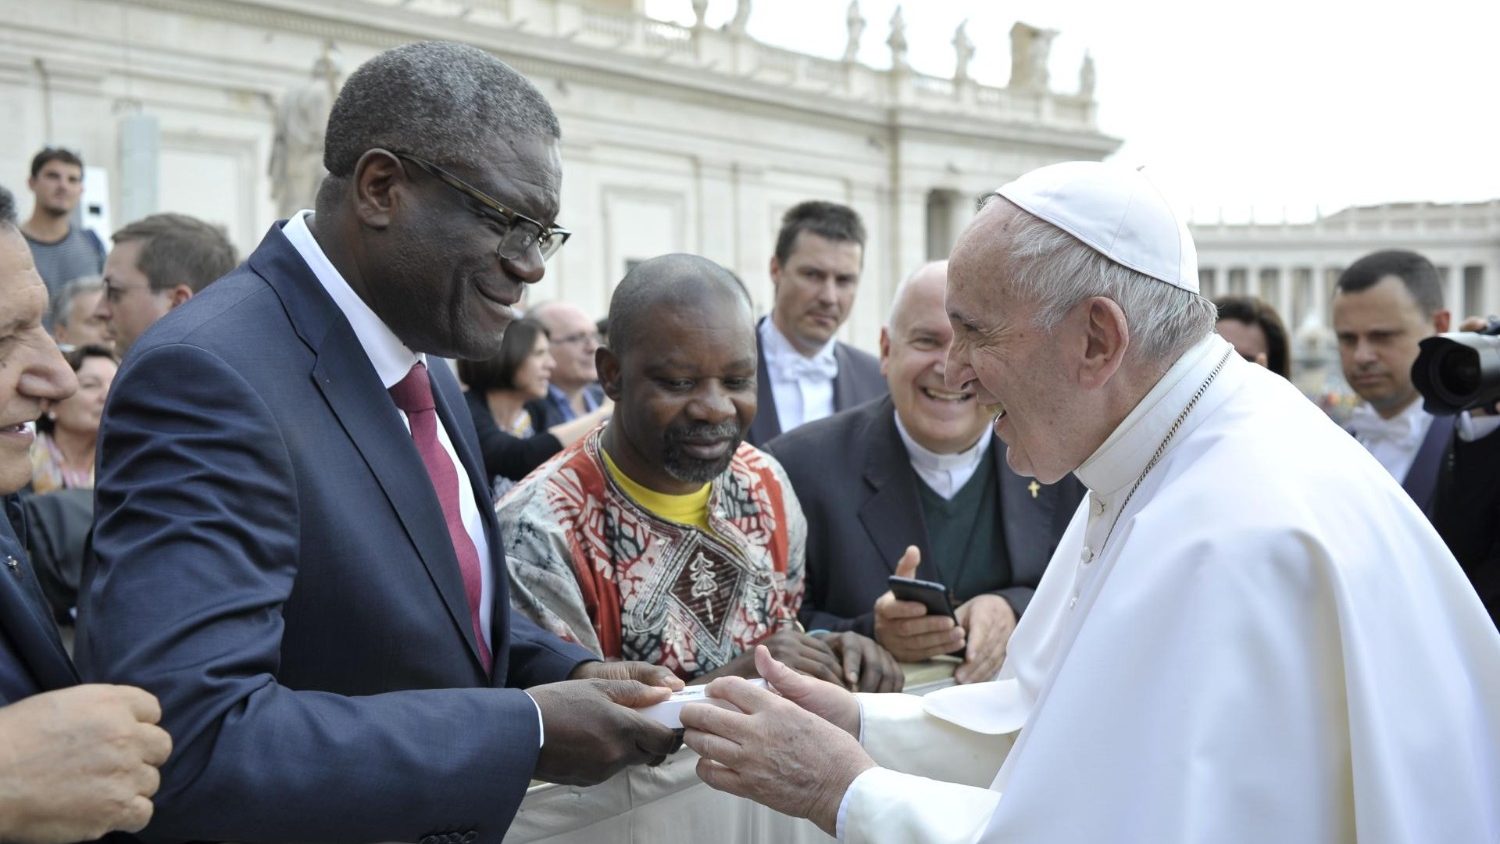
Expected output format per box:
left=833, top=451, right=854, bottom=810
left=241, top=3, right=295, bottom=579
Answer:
left=389, top=362, right=492, bottom=673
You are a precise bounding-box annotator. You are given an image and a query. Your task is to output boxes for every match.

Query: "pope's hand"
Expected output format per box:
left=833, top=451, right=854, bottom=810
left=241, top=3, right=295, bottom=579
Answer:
left=570, top=659, right=685, bottom=692
left=873, top=546, right=965, bottom=661
left=0, top=684, right=172, bottom=844
left=682, top=646, right=873, bottom=836
left=953, top=594, right=1017, bottom=684
left=528, top=678, right=682, bottom=785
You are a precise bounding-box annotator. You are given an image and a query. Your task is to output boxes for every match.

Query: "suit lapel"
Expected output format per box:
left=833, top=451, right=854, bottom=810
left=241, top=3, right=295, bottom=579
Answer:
left=0, top=502, right=77, bottom=694
left=252, top=226, right=488, bottom=673
left=994, top=438, right=1052, bottom=566
left=1403, top=414, right=1456, bottom=517
left=748, top=319, right=782, bottom=445
left=857, top=400, right=939, bottom=581
left=832, top=344, right=858, bottom=412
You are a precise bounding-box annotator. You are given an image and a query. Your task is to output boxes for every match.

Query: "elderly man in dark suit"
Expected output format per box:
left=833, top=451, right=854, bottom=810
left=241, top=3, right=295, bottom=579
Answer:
left=0, top=185, right=171, bottom=844
left=77, top=42, right=679, bottom=844
left=768, top=261, right=1083, bottom=684
left=747, top=201, right=885, bottom=446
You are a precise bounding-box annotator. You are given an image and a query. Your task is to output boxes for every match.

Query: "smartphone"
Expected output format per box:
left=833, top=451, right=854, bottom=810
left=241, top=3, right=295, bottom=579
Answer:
left=888, top=575, right=957, bottom=619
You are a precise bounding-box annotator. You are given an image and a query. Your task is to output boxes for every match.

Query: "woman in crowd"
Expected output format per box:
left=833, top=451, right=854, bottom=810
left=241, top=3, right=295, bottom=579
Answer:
left=31, top=344, right=117, bottom=493
left=1215, top=295, right=1292, bottom=379
left=460, top=318, right=611, bottom=494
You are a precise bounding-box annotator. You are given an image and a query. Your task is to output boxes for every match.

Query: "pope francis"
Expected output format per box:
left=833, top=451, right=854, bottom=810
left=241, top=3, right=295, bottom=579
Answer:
left=679, top=161, right=1500, bottom=843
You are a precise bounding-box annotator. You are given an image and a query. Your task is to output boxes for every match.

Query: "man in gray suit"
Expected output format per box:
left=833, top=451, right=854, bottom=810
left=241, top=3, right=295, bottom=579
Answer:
left=747, top=201, right=885, bottom=446
left=767, top=261, right=1083, bottom=683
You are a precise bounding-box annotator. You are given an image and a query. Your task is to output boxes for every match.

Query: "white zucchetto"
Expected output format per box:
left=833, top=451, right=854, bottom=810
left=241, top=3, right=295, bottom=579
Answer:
left=996, top=161, right=1199, bottom=293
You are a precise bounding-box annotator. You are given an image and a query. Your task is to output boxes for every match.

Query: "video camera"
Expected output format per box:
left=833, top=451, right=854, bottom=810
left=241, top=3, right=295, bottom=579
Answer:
left=1411, top=318, right=1500, bottom=415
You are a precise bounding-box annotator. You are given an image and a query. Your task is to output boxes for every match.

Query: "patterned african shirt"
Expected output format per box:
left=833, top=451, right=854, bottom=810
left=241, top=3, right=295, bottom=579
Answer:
left=496, top=427, right=807, bottom=681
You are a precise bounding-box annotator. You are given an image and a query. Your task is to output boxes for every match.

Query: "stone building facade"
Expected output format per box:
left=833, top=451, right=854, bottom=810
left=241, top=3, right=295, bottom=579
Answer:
left=0, top=0, right=1116, bottom=352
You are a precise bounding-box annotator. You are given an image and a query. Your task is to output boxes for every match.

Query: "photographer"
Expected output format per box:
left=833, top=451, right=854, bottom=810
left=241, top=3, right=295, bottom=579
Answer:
left=1429, top=315, right=1500, bottom=629
left=1333, top=250, right=1499, bottom=630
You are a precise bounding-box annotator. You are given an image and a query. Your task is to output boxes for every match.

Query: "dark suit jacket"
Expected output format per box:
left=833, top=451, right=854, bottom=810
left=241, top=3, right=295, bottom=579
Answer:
left=465, top=390, right=563, bottom=483
left=1436, top=422, right=1500, bottom=629
left=1402, top=414, right=1456, bottom=518
left=746, top=317, right=886, bottom=447
left=765, top=396, right=1085, bottom=636
left=0, top=496, right=77, bottom=704
left=77, top=224, right=593, bottom=844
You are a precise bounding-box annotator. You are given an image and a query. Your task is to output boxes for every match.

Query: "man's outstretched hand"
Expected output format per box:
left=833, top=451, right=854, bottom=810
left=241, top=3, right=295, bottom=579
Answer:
left=682, top=646, right=874, bottom=837
left=528, top=676, right=682, bottom=786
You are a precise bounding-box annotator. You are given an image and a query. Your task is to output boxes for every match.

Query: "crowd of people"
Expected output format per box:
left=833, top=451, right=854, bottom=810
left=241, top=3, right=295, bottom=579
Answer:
left=0, top=38, right=1497, bottom=844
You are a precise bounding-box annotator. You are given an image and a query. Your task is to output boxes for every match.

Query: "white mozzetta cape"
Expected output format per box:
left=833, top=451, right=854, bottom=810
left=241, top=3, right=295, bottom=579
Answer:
left=841, top=335, right=1500, bottom=843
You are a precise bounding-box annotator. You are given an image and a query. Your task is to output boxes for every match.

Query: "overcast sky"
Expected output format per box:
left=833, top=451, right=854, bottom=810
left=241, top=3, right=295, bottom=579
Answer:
left=645, top=0, right=1500, bottom=223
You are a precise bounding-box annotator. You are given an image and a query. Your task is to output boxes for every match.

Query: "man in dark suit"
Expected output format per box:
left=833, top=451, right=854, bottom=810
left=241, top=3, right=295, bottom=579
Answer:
left=746, top=201, right=885, bottom=446
left=0, top=185, right=171, bottom=844
left=77, top=42, right=679, bottom=844
left=1333, top=250, right=1458, bottom=517
left=768, top=261, right=1084, bottom=684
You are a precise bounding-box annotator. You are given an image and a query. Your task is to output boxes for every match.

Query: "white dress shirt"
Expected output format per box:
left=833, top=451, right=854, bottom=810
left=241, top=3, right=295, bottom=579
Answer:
left=1347, top=398, right=1433, bottom=482
left=282, top=211, right=494, bottom=650
left=760, top=318, right=838, bottom=433
left=893, top=412, right=991, bottom=500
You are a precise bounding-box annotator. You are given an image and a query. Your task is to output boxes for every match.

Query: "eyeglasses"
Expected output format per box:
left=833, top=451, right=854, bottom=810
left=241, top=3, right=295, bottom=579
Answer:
left=393, top=152, right=571, bottom=261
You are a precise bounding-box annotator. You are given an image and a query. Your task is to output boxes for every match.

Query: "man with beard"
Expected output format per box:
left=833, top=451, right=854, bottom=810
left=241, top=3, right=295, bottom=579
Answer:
left=498, top=254, right=902, bottom=691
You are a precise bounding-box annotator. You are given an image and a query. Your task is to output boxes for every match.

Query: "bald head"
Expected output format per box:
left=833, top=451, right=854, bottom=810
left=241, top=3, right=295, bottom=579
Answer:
left=608, top=254, right=752, bottom=361
left=887, top=260, right=948, bottom=334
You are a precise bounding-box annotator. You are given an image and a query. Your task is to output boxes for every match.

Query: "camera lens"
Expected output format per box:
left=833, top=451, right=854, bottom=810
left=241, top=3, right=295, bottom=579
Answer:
left=1439, top=350, right=1480, bottom=395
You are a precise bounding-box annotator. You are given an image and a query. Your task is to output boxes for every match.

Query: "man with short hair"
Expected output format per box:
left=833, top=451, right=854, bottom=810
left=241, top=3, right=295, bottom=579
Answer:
left=681, top=162, right=1500, bottom=842
left=1333, top=250, right=1500, bottom=625
left=500, top=254, right=902, bottom=692
left=78, top=41, right=680, bottom=843
left=768, top=261, right=1083, bottom=685
left=1331, top=250, right=1483, bottom=516
left=50, top=277, right=111, bottom=351
left=746, top=200, right=885, bottom=446
left=20, top=147, right=105, bottom=306
left=93, top=213, right=238, bottom=356
left=0, top=184, right=172, bottom=844
left=526, top=300, right=607, bottom=426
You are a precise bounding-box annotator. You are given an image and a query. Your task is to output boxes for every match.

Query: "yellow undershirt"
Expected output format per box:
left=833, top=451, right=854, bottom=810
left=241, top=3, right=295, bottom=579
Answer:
left=601, top=447, right=712, bottom=530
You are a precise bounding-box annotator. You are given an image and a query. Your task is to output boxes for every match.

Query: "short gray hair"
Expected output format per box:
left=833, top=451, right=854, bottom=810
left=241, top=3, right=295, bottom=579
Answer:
left=51, top=276, right=104, bottom=327
left=996, top=198, right=1215, bottom=363
left=324, top=41, right=559, bottom=177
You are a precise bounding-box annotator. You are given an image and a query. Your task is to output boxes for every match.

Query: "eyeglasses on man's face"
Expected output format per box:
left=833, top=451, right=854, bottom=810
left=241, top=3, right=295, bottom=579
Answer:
left=393, top=152, right=571, bottom=262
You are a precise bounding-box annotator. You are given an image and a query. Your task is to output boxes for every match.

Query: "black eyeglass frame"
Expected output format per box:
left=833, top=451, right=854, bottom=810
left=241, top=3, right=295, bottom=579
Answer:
left=392, top=151, right=571, bottom=261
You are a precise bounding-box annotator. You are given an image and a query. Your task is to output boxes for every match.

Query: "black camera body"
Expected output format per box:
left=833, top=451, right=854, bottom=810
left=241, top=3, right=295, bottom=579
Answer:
left=1411, top=319, right=1500, bottom=415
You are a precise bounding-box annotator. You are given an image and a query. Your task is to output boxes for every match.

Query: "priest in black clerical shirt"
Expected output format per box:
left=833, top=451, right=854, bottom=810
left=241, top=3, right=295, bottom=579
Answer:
left=766, top=261, right=1083, bottom=684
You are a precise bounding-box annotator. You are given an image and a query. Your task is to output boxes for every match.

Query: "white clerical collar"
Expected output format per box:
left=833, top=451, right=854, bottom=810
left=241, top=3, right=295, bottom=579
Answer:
left=759, top=317, right=838, bottom=382
left=1076, top=333, right=1230, bottom=497
left=893, top=411, right=991, bottom=475
left=282, top=210, right=423, bottom=389
left=1348, top=397, right=1430, bottom=447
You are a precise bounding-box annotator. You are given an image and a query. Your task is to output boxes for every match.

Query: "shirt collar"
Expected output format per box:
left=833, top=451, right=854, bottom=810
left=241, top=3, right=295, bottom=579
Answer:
left=759, top=317, right=838, bottom=369
left=282, top=210, right=422, bottom=389
left=893, top=411, right=991, bottom=475
left=1076, top=333, right=1229, bottom=497
left=1348, top=396, right=1430, bottom=445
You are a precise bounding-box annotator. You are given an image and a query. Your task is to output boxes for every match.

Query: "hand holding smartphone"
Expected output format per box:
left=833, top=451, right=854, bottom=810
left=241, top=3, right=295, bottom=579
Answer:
left=887, top=575, right=957, bottom=620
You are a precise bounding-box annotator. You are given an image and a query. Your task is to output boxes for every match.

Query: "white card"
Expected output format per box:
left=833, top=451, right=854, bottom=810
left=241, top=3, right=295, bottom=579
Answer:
left=638, top=678, right=768, bottom=728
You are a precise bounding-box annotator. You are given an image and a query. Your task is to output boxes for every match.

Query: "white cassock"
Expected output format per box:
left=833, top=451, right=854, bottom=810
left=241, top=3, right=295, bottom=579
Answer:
left=838, top=334, right=1500, bottom=844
